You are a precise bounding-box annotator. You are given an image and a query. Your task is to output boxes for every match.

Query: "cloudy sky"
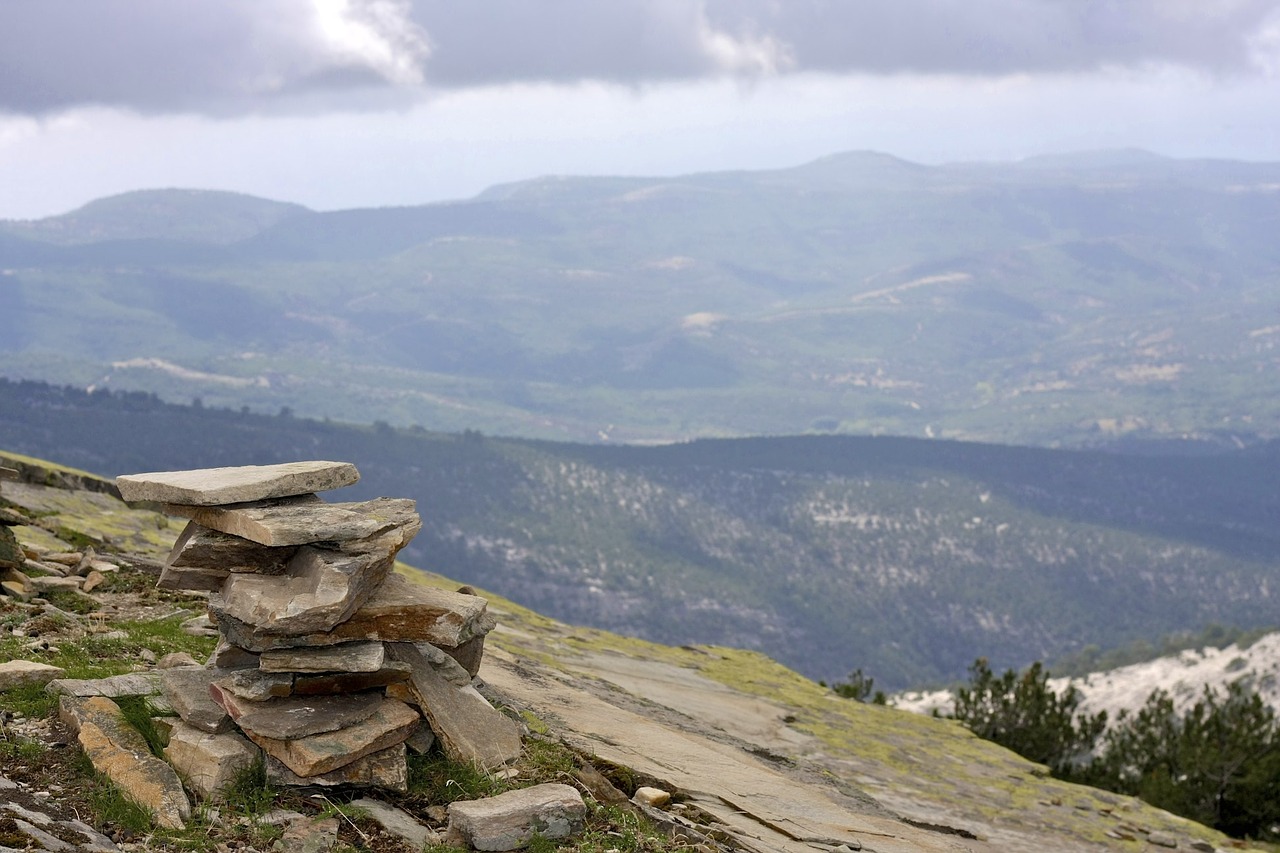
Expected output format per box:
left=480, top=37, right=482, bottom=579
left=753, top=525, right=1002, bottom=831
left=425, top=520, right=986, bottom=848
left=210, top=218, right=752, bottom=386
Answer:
left=2, top=0, right=1278, bottom=219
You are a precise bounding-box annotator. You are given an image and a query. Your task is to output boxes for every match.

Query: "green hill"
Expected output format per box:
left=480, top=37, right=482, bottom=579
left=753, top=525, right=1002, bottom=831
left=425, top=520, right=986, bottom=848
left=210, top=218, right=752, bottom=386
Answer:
left=3, top=152, right=1280, bottom=445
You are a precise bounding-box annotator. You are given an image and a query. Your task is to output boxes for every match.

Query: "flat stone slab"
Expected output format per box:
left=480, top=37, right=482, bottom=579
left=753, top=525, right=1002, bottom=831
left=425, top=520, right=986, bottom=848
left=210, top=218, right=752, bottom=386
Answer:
left=267, top=743, right=409, bottom=793
left=163, top=521, right=297, bottom=581
left=388, top=642, right=522, bottom=770
left=59, top=695, right=191, bottom=829
left=447, top=783, right=586, bottom=851
left=292, top=663, right=412, bottom=696
left=350, top=795, right=437, bottom=847
left=259, top=641, right=386, bottom=674
left=242, top=697, right=420, bottom=778
left=47, top=671, right=163, bottom=699
left=214, top=691, right=384, bottom=741
left=209, top=517, right=420, bottom=636
left=214, top=572, right=495, bottom=652
left=0, top=660, right=66, bottom=691
left=167, top=497, right=418, bottom=547
left=116, top=461, right=359, bottom=506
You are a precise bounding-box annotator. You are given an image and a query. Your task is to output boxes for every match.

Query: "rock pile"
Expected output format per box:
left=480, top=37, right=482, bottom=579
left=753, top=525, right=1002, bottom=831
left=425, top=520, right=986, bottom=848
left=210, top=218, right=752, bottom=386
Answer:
left=111, top=461, right=522, bottom=805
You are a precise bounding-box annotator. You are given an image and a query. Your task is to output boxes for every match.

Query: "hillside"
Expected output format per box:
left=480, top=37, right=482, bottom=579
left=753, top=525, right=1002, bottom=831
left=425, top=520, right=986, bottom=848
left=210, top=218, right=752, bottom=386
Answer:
left=0, top=451, right=1264, bottom=852
left=3, top=152, right=1280, bottom=445
left=3, top=380, right=1277, bottom=691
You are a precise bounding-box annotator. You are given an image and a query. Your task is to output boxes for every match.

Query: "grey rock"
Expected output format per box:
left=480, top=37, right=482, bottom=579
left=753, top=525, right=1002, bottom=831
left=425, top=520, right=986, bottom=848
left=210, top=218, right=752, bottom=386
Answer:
left=220, top=691, right=384, bottom=741
left=163, top=722, right=260, bottom=801
left=271, top=816, right=340, bottom=853
left=265, top=743, right=409, bottom=792
left=208, top=639, right=260, bottom=671
left=1147, top=832, right=1178, bottom=848
left=157, top=652, right=202, bottom=669
left=447, top=783, right=586, bottom=851
left=213, top=572, right=494, bottom=652
left=160, top=667, right=232, bottom=733
left=26, top=575, right=82, bottom=593
left=168, top=496, right=417, bottom=547
left=47, top=671, right=163, bottom=699
left=168, top=521, right=297, bottom=573
left=349, top=795, right=437, bottom=848
left=116, top=461, right=359, bottom=505
left=209, top=517, right=420, bottom=636
left=405, top=719, right=436, bottom=754
left=0, top=659, right=65, bottom=690
left=291, top=663, right=412, bottom=696
left=243, top=697, right=420, bottom=778
left=211, top=669, right=295, bottom=702
left=387, top=642, right=522, bottom=770
left=258, top=640, right=385, bottom=674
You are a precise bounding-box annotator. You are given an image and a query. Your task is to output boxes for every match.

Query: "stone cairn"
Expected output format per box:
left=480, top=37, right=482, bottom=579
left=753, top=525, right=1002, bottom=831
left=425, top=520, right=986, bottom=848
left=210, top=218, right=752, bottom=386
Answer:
left=113, top=461, right=524, bottom=806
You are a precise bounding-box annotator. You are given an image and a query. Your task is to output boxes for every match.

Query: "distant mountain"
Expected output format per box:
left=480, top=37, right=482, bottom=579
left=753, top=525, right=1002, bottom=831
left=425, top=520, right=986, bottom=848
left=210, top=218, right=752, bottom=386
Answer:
left=2, top=151, right=1280, bottom=445
left=3, top=379, right=1276, bottom=690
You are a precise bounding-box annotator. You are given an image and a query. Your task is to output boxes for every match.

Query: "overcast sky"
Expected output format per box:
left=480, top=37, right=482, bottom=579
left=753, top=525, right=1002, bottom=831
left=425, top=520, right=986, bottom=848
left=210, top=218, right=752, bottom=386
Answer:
left=2, top=0, right=1278, bottom=219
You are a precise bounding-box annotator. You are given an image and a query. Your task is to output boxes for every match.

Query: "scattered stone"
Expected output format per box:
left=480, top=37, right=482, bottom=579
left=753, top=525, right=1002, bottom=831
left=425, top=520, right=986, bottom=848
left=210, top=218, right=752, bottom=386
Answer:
left=1147, top=832, right=1178, bottom=848
left=447, top=783, right=587, bottom=851
left=349, top=796, right=437, bottom=849
left=59, top=695, right=191, bottom=829
left=388, top=642, right=522, bottom=770
left=158, top=651, right=202, bottom=669
left=259, top=641, right=386, bottom=674
left=264, top=743, right=409, bottom=793
left=242, top=697, right=419, bottom=778
left=27, top=575, right=83, bottom=593
left=161, top=667, right=233, bottom=733
left=116, top=461, right=360, bottom=506
left=1188, top=841, right=1215, bottom=852
left=181, top=613, right=219, bottom=637
left=82, top=569, right=107, bottom=592
left=0, top=659, right=66, bottom=690
left=633, top=786, right=672, bottom=808
left=0, top=579, right=31, bottom=601
left=0, top=526, right=23, bottom=570
left=40, top=552, right=84, bottom=566
left=163, top=722, right=260, bottom=800
left=168, top=496, right=417, bottom=547
left=572, top=762, right=629, bottom=806
left=270, top=815, right=339, bottom=853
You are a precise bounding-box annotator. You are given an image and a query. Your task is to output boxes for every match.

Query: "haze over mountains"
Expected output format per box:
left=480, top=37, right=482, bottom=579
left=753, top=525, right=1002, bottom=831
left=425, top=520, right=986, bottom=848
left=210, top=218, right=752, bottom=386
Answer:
left=3, top=150, right=1280, bottom=446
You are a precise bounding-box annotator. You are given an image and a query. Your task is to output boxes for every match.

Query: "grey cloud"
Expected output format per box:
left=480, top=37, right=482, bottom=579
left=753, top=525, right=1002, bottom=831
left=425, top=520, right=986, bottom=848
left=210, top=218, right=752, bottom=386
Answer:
left=2, top=0, right=1277, bottom=117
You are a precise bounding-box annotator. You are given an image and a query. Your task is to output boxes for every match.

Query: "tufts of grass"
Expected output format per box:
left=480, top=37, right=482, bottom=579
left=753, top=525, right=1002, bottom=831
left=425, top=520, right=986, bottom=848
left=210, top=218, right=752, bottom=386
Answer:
left=220, top=757, right=278, bottom=816
left=408, top=752, right=511, bottom=804
left=74, top=751, right=157, bottom=836
left=114, top=695, right=168, bottom=757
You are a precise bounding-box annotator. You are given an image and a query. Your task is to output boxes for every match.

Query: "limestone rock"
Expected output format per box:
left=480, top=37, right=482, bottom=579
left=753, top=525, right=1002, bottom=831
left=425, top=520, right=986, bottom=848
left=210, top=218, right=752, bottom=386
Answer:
left=349, top=795, right=437, bottom=848
left=208, top=639, right=260, bottom=670
left=213, top=572, right=494, bottom=652
left=60, top=695, right=191, bottom=829
left=0, top=660, right=66, bottom=691
left=274, top=816, right=340, bottom=853
left=258, top=640, right=385, bottom=674
left=633, top=786, right=671, bottom=808
left=291, top=663, right=411, bottom=696
left=211, top=669, right=294, bottom=702
left=388, top=642, right=522, bottom=770
left=242, top=697, right=419, bottom=778
left=209, top=518, right=420, bottom=636
left=160, top=667, right=232, bottom=733
left=47, top=671, right=163, bottom=699
left=217, top=691, right=384, bottom=741
left=168, top=496, right=417, bottom=547
left=116, top=461, right=359, bottom=506
left=163, top=722, right=260, bottom=801
left=447, top=783, right=586, bottom=851
left=266, top=743, right=409, bottom=793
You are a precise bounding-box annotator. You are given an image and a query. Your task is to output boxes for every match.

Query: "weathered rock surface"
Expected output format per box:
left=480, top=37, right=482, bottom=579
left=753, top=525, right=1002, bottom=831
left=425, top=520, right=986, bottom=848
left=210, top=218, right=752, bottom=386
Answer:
left=349, top=796, right=437, bottom=849
left=160, top=667, right=232, bottom=733
left=213, top=572, right=494, bottom=652
left=0, top=525, right=23, bottom=569
left=215, top=691, right=384, bottom=740
left=211, top=669, right=295, bottom=702
left=241, top=697, right=419, bottom=777
left=0, top=659, right=65, bottom=690
left=163, top=722, right=260, bottom=800
left=47, top=671, right=163, bottom=699
left=388, top=642, right=522, bottom=770
left=274, top=816, right=340, bottom=853
left=209, top=518, right=420, bottom=636
left=59, top=695, right=191, bottom=829
left=167, top=496, right=417, bottom=547
left=447, top=783, right=587, bottom=851
left=208, top=639, right=260, bottom=670
left=265, top=743, right=409, bottom=792
left=160, top=521, right=297, bottom=589
left=258, top=640, right=386, bottom=673
left=291, top=662, right=412, bottom=695
left=116, top=461, right=359, bottom=506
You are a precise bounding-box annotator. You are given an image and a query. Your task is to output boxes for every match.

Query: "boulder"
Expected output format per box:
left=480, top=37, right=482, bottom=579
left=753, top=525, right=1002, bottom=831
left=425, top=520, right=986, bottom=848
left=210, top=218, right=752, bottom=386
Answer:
left=447, top=784, right=586, bottom=851
left=163, top=722, right=260, bottom=801
left=116, top=461, right=359, bottom=506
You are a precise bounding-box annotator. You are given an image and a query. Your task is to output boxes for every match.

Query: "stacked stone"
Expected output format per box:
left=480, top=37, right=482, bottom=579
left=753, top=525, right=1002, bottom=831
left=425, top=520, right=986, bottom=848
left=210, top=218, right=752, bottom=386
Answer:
left=0, top=466, right=24, bottom=597
left=115, top=461, right=522, bottom=800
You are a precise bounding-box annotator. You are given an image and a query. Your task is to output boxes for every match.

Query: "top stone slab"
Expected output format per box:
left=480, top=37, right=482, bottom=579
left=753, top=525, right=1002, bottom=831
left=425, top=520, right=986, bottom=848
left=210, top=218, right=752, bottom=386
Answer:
left=116, top=462, right=359, bottom=506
